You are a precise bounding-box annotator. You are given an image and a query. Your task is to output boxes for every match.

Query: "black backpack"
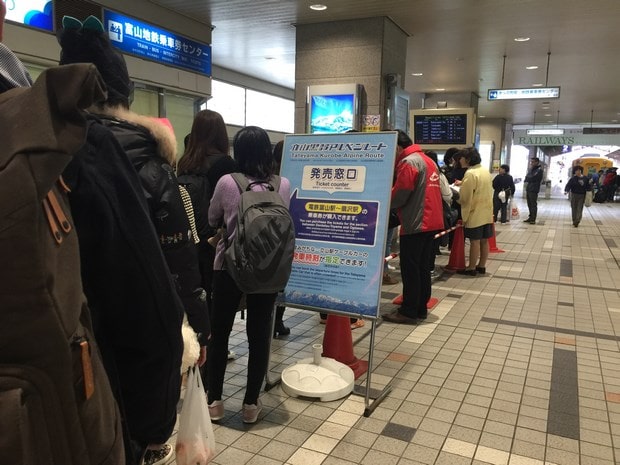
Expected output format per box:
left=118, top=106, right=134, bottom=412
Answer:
left=176, top=172, right=212, bottom=241
left=224, top=173, right=295, bottom=294
left=177, top=155, right=228, bottom=241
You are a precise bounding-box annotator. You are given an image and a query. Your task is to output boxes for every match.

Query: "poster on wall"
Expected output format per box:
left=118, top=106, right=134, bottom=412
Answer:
left=279, top=132, right=397, bottom=319
left=5, top=1, right=53, bottom=32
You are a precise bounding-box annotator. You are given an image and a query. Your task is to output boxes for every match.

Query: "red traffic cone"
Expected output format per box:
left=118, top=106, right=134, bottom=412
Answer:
left=322, top=315, right=368, bottom=379
left=444, top=220, right=466, bottom=272
left=488, top=223, right=504, bottom=253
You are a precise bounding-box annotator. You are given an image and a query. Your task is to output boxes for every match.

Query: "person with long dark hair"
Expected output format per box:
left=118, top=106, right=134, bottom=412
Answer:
left=206, top=126, right=291, bottom=424
left=178, top=110, right=237, bottom=307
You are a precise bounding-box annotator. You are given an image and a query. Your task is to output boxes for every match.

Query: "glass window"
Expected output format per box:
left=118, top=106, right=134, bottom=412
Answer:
left=206, top=80, right=245, bottom=126
left=165, top=92, right=197, bottom=159
left=131, top=87, right=159, bottom=117
left=246, top=90, right=294, bottom=133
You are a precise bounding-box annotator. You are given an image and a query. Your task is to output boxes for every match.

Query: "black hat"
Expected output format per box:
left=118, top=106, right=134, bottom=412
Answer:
left=58, top=16, right=133, bottom=108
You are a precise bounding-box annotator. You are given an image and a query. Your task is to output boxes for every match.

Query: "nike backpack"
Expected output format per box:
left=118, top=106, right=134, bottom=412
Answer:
left=224, top=173, right=295, bottom=294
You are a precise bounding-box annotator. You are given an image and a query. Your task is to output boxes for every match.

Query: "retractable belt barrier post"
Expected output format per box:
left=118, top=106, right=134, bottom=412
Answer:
left=443, top=220, right=466, bottom=272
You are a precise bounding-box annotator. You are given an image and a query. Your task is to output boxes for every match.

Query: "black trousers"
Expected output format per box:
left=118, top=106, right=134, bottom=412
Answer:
left=526, top=191, right=538, bottom=221
left=493, top=196, right=509, bottom=223
left=207, top=270, right=275, bottom=405
left=399, top=232, right=435, bottom=318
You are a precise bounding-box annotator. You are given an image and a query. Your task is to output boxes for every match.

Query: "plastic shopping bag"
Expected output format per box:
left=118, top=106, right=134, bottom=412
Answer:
left=511, top=204, right=520, bottom=220
left=175, top=367, right=216, bottom=465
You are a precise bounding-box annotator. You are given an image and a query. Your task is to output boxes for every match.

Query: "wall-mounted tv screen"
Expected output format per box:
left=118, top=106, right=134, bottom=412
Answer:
left=5, top=0, right=53, bottom=32
left=410, top=108, right=475, bottom=150
left=307, top=84, right=362, bottom=134
left=385, top=83, right=410, bottom=133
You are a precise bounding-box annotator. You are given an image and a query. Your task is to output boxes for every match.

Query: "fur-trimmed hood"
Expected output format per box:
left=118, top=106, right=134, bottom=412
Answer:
left=94, top=106, right=178, bottom=165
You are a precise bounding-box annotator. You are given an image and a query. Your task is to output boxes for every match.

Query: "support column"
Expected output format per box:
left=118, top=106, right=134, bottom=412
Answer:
left=294, top=17, right=408, bottom=133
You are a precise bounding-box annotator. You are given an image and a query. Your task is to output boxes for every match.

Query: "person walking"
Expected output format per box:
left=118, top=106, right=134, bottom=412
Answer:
left=382, top=131, right=444, bottom=324
left=456, top=147, right=494, bottom=276
left=492, top=164, right=515, bottom=224
left=564, top=165, right=591, bottom=227
left=524, top=157, right=543, bottom=224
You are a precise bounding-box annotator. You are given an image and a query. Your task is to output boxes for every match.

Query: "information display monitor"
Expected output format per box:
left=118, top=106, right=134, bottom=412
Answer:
left=410, top=108, right=476, bottom=150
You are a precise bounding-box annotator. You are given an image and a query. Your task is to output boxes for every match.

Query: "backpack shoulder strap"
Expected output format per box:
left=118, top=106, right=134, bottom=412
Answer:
left=230, top=172, right=250, bottom=193
left=270, top=175, right=281, bottom=192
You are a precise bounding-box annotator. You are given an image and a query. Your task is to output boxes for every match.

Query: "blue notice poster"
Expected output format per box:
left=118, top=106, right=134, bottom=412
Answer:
left=103, top=10, right=211, bottom=76
left=279, top=132, right=397, bottom=319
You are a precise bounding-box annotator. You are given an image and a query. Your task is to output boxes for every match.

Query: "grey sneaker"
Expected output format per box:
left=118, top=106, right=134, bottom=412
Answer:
left=242, top=399, right=263, bottom=424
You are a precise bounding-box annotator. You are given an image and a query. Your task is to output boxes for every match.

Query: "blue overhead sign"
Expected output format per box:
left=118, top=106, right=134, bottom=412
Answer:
left=488, top=87, right=560, bottom=100
left=103, top=10, right=211, bottom=76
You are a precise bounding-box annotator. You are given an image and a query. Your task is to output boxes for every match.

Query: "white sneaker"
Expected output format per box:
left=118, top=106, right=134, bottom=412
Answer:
left=208, top=399, right=225, bottom=421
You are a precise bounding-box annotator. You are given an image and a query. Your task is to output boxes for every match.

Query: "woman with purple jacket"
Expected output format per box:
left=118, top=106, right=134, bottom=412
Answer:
left=206, top=126, right=291, bottom=424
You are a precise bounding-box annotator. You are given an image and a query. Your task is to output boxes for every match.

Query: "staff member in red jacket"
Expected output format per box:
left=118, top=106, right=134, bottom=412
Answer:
left=383, top=131, right=444, bottom=324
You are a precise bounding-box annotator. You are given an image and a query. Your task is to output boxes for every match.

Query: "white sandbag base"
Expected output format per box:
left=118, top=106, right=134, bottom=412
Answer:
left=281, top=344, right=354, bottom=402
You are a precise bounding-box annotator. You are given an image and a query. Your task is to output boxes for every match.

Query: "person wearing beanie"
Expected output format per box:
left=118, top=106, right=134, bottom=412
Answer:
left=58, top=15, right=209, bottom=465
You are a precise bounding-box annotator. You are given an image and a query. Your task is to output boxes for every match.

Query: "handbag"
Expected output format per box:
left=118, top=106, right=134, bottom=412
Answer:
left=175, top=367, right=216, bottom=464
left=585, top=190, right=593, bottom=207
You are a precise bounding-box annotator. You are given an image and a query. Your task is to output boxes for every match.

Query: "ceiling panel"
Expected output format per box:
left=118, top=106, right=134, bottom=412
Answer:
left=150, top=0, right=620, bottom=127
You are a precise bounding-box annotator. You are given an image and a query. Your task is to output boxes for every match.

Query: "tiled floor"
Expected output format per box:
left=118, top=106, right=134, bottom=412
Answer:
left=170, top=196, right=620, bottom=465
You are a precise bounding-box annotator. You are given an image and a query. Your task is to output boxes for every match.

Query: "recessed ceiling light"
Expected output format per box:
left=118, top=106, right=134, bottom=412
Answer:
left=309, top=4, right=327, bottom=10
left=526, top=66, right=539, bottom=70
left=544, top=114, right=552, bottom=117
left=435, top=88, right=445, bottom=91
left=411, top=73, right=423, bottom=76
left=541, top=106, right=550, bottom=109
left=532, top=83, right=543, bottom=87
left=514, top=37, right=530, bottom=42
left=479, top=115, right=486, bottom=118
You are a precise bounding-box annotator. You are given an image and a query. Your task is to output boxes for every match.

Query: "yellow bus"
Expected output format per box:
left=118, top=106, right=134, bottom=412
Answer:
left=572, top=157, right=613, bottom=176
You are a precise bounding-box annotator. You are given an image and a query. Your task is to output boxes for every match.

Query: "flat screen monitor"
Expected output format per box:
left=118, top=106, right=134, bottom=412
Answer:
left=307, top=84, right=362, bottom=134
left=385, top=85, right=410, bottom=133
left=410, top=108, right=475, bottom=150
left=5, top=0, right=53, bottom=32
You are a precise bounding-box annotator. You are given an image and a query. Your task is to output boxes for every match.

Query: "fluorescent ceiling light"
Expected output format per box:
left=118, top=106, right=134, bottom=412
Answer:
left=514, top=37, right=530, bottom=42
left=411, top=73, right=423, bottom=76
left=526, top=129, right=564, bottom=135
left=309, top=4, right=327, bottom=10
left=488, top=87, right=560, bottom=100
left=435, top=88, right=445, bottom=91
left=532, top=83, right=543, bottom=87
left=526, top=66, right=539, bottom=70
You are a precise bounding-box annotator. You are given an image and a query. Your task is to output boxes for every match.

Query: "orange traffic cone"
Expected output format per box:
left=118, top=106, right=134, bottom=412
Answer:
left=444, top=220, right=466, bottom=272
left=488, top=223, right=504, bottom=253
left=322, top=315, right=368, bottom=379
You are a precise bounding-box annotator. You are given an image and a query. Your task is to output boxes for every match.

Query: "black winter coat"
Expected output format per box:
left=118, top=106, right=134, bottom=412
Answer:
left=63, top=115, right=184, bottom=449
left=492, top=173, right=515, bottom=199
left=99, top=112, right=210, bottom=346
